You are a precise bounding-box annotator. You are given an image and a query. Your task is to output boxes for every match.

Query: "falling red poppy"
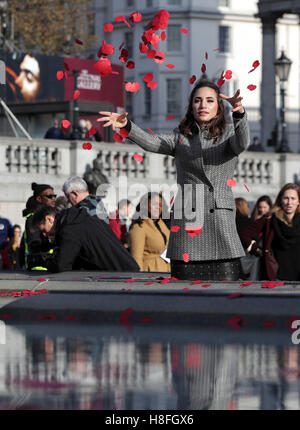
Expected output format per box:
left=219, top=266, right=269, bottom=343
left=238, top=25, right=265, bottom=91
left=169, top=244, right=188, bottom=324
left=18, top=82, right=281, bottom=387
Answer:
left=147, top=81, right=157, bottom=90
left=98, top=40, right=115, bottom=57
left=190, top=280, right=203, bottom=285
left=161, top=31, right=166, bottom=41
left=126, top=61, right=135, bottom=69
left=37, top=278, right=47, bottom=282
left=73, top=90, right=80, bottom=100
left=224, top=70, right=232, bottom=80
left=61, top=120, right=71, bottom=129
left=171, top=226, right=180, bottom=232
left=247, top=84, right=257, bottom=91
left=119, top=41, right=125, bottom=50
left=166, top=115, right=175, bottom=120
left=56, top=71, right=64, bottom=80
left=240, top=281, right=253, bottom=287
left=93, top=57, right=112, bottom=77
left=201, top=284, right=211, bottom=288
left=139, top=43, right=149, bottom=53
left=185, top=227, right=202, bottom=237
left=180, top=28, right=189, bottom=34
left=144, top=73, right=154, bottom=83
left=217, top=77, right=225, bottom=87
left=129, top=11, right=142, bottom=22
left=201, top=64, right=206, bottom=73
left=119, top=48, right=129, bottom=63
left=115, top=15, right=131, bottom=28
left=165, top=64, right=175, bottom=69
left=227, top=178, right=237, bottom=187
left=189, top=75, right=196, bottom=84
left=150, top=33, right=161, bottom=50
left=183, top=253, right=189, bottom=263
left=104, top=23, right=114, bottom=32
left=86, top=127, right=97, bottom=138
left=170, top=196, right=174, bottom=205
left=113, top=132, right=123, bottom=143
left=261, top=281, right=284, bottom=289
left=248, top=60, right=260, bottom=73
left=147, top=128, right=155, bottom=134
left=154, top=51, right=165, bottom=63
left=205, top=52, right=208, bottom=60
left=75, top=38, right=83, bottom=45
left=133, top=154, right=143, bottom=162
left=147, top=49, right=156, bottom=59
left=82, top=142, right=92, bottom=150
left=244, top=184, right=250, bottom=192
left=119, top=128, right=129, bottom=138
left=125, top=82, right=140, bottom=92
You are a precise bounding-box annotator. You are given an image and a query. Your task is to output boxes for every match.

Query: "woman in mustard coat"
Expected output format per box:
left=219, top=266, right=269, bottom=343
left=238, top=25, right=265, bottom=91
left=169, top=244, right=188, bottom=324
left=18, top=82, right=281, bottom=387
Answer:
left=129, top=192, right=170, bottom=272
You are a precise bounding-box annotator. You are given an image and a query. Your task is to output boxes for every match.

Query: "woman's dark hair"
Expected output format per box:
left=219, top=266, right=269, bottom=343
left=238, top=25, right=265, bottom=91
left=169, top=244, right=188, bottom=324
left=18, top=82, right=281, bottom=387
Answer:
left=235, top=197, right=249, bottom=217
left=179, top=79, right=226, bottom=139
left=130, top=192, right=169, bottom=229
left=250, top=195, right=273, bottom=221
left=12, top=224, right=21, bottom=231
left=31, top=206, right=56, bottom=229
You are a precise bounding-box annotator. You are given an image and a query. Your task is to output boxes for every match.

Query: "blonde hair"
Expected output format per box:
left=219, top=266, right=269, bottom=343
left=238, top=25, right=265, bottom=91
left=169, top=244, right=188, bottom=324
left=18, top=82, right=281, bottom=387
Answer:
left=271, top=183, right=300, bottom=226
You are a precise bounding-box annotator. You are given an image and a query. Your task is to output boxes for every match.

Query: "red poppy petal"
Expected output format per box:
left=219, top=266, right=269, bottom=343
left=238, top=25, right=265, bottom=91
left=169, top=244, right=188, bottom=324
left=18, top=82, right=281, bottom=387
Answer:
left=98, top=40, right=115, bottom=57
left=73, top=90, right=80, bottom=100
left=224, top=70, right=232, bottom=80
left=240, top=282, right=253, bottom=287
left=161, top=31, right=166, bottom=41
left=37, top=278, right=47, bottom=282
left=189, top=75, right=196, bottom=84
left=147, top=128, right=155, bottom=134
left=205, top=52, right=208, bottom=60
left=147, top=81, right=157, bottom=90
left=147, top=49, right=156, bottom=59
left=165, top=64, right=175, bottom=69
left=248, top=60, right=260, bottom=73
left=261, top=281, right=284, bottom=289
left=104, top=23, right=114, bottom=32
left=93, top=57, right=112, bottom=77
left=86, top=127, right=97, bottom=137
left=139, top=43, right=149, bottom=53
left=171, top=226, right=180, bottom=232
left=133, top=154, right=143, bottom=162
left=119, top=128, right=129, bottom=138
left=180, top=28, right=189, bottom=34
left=226, top=178, right=237, bottom=187
left=119, top=41, right=125, bottom=50
left=154, top=51, right=165, bottom=63
left=129, top=11, right=142, bottom=23
left=201, top=284, right=211, bottom=288
left=115, top=15, right=126, bottom=23
left=61, top=120, right=71, bottom=129
left=75, top=38, right=83, bottom=45
left=119, top=48, right=129, bottom=63
left=185, top=227, right=202, bottom=237
left=190, top=280, right=203, bottom=285
left=244, top=184, right=250, bottom=192
left=113, top=132, right=123, bottom=143
left=125, top=82, right=140, bottom=92
left=56, top=71, right=64, bottom=80
left=126, top=61, right=135, bottom=69
left=182, top=253, right=189, bottom=263
left=227, top=316, right=243, bottom=329
left=144, top=282, right=154, bottom=285
left=166, top=115, right=175, bottom=120
left=201, top=63, right=206, bottom=73
left=247, top=84, right=257, bottom=91
left=144, top=73, right=154, bottom=83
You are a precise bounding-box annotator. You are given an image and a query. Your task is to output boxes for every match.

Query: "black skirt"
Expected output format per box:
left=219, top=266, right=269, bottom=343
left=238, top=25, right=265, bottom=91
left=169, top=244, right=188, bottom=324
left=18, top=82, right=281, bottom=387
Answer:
left=171, top=258, right=241, bottom=281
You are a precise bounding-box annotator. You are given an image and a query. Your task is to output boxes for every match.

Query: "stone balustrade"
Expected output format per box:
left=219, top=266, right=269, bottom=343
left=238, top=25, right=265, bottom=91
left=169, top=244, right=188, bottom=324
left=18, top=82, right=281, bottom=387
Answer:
left=1, top=136, right=300, bottom=226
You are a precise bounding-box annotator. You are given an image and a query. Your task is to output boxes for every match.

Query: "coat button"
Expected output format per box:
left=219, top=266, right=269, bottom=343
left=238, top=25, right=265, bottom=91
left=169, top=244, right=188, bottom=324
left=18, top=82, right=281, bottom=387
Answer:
left=210, top=209, right=214, bottom=213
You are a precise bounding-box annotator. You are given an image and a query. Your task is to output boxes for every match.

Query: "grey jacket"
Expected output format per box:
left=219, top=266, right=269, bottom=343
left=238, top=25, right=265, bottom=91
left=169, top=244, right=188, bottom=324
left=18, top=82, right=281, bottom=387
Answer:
left=126, top=114, right=250, bottom=261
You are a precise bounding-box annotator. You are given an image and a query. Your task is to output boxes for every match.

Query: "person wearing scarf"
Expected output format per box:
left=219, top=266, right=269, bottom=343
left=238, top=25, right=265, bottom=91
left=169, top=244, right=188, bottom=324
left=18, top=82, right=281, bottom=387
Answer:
left=240, top=183, right=300, bottom=281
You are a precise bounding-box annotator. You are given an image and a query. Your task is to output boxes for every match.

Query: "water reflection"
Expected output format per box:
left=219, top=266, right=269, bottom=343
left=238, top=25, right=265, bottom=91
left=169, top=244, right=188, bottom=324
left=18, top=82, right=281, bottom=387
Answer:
left=0, top=325, right=300, bottom=410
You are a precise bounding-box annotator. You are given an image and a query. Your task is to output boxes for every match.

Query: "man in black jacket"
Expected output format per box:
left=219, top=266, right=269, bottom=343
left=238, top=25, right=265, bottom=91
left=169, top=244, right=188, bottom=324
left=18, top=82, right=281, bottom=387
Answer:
left=31, top=205, right=140, bottom=273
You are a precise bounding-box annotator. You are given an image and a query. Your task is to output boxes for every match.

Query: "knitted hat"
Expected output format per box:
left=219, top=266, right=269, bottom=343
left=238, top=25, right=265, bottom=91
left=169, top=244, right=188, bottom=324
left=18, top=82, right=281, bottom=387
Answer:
left=31, top=182, right=53, bottom=198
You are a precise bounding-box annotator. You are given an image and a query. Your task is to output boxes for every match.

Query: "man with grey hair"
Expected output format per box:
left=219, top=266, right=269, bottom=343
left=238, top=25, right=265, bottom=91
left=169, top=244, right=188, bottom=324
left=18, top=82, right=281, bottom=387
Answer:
left=62, top=176, right=109, bottom=223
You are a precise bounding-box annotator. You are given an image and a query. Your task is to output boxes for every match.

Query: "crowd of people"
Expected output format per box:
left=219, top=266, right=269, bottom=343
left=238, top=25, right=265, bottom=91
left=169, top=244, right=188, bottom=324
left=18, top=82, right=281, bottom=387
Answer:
left=1, top=78, right=300, bottom=281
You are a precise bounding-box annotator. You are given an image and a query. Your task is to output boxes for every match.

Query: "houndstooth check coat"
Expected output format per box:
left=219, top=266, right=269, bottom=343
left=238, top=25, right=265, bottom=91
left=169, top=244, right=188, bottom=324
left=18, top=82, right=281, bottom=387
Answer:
left=126, top=113, right=250, bottom=261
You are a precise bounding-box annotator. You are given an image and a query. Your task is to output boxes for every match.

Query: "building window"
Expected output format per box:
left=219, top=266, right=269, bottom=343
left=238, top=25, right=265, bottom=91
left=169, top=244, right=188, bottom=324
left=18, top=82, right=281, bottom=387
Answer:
left=219, top=26, right=231, bottom=53
left=168, top=0, right=182, bottom=4
left=167, top=79, right=181, bottom=116
left=146, top=0, right=153, bottom=6
left=125, top=32, right=134, bottom=58
left=167, top=25, right=182, bottom=52
left=144, top=83, right=152, bottom=117
left=219, top=0, right=230, bottom=6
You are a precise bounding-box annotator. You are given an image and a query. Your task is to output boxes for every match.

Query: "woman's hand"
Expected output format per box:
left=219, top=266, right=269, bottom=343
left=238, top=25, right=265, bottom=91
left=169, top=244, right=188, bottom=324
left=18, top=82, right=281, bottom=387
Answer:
left=97, top=111, right=128, bottom=130
left=219, top=89, right=245, bottom=114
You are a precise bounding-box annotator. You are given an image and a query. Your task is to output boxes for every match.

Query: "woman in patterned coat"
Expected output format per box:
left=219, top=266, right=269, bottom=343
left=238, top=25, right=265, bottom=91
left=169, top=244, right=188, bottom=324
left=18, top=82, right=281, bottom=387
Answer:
left=98, top=79, right=250, bottom=280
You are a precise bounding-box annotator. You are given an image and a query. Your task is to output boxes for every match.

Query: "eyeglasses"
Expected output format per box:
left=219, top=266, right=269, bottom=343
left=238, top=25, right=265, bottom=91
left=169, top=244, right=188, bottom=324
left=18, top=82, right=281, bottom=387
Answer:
left=41, top=194, right=57, bottom=200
